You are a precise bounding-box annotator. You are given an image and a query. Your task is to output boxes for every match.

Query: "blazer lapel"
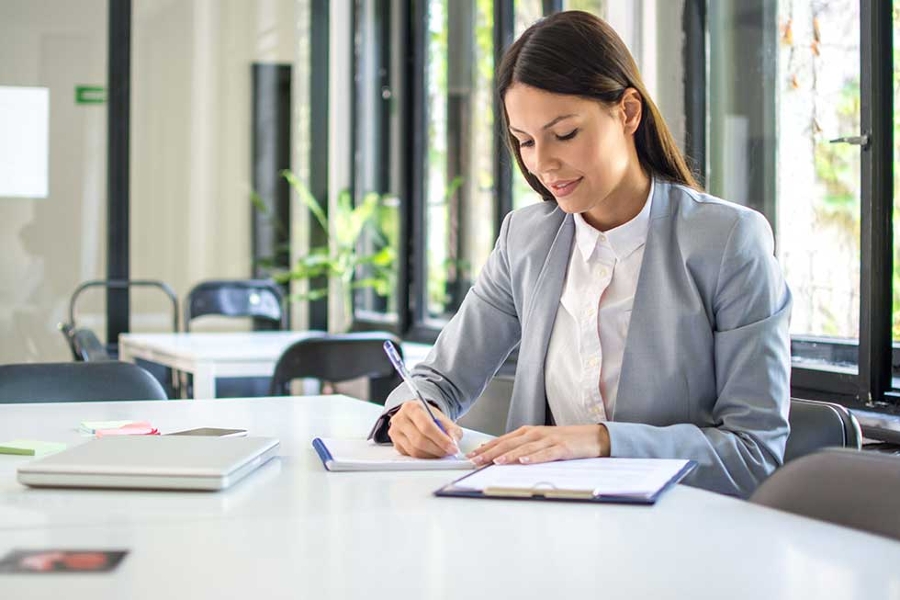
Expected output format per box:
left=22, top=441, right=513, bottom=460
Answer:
left=508, top=211, right=574, bottom=431
left=615, top=180, right=674, bottom=420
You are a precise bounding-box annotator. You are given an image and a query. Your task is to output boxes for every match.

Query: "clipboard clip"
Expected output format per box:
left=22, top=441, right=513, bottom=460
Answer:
left=482, top=481, right=597, bottom=500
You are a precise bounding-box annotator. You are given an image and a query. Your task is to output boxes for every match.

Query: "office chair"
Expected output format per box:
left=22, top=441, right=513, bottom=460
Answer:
left=184, top=279, right=287, bottom=331
left=182, top=279, right=287, bottom=397
left=784, top=398, right=862, bottom=463
left=0, top=362, right=167, bottom=403
left=750, top=448, right=900, bottom=541
left=270, top=332, right=403, bottom=404
left=62, top=325, right=112, bottom=362
left=60, top=279, right=180, bottom=359
left=58, top=279, right=180, bottom=398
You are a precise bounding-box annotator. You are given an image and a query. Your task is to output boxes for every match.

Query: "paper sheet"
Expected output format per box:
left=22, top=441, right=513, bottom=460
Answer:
left=451, top=458, right=692, bottom=498
left=314, top=438, right=475, bottom=471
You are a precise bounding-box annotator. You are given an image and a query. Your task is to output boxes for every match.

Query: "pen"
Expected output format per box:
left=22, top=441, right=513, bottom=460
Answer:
left=382, top=340, right=461, bottom=455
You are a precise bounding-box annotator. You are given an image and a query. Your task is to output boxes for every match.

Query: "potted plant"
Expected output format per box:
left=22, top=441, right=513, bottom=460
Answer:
left=252, top=170, right=397, bottom=331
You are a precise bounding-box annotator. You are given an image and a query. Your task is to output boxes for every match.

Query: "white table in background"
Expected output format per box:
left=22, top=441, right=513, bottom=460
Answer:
left=118, top=331, right=431, bottom=399
left=0, top=395, right=899, bottom=600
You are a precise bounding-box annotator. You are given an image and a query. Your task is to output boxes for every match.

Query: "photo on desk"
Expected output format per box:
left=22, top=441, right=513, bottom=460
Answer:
left=0, top=549, right=129, bottom=574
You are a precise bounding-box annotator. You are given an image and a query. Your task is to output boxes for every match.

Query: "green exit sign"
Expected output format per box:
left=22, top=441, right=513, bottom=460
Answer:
left=75, top=85, right=105, bottom=105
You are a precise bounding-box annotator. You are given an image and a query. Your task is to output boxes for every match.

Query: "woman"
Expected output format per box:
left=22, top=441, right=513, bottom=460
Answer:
left=370, top=10, right=791, bottom=497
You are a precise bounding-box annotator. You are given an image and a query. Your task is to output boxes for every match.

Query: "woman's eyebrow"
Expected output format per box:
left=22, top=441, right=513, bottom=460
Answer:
left=509, top=114, right=577, bottom=135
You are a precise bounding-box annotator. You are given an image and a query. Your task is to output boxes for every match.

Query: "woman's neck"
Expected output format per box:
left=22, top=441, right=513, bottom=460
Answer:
left=582, top=165, right=652, bottom=232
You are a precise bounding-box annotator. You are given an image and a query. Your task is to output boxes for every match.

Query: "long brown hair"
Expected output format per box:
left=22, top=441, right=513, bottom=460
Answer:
left=497, top=10, right=700, bottom=201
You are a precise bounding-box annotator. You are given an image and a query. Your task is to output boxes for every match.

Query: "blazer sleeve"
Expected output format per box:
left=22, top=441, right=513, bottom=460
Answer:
left=603, top=210, right=792, bottom=497
left=378, top=211, right=523, bottom=422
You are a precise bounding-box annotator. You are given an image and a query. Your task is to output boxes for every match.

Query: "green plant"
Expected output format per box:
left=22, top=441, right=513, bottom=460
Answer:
left=252, top=170, right=397, bottom=327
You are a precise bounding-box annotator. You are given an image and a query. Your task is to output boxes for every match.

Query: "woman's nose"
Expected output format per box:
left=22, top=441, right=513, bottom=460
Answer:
left=532, top=143, right=559, bottom=175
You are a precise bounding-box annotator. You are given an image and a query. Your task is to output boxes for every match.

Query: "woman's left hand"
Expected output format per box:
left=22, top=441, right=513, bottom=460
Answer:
left=466, top=424, right=611, bottom=466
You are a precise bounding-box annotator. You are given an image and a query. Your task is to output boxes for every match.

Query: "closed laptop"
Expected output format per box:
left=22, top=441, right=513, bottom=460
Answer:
left=17, top=436, right=280, bottom=491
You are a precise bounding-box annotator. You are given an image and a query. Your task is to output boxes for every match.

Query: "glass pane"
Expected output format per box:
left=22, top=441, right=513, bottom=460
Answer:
left=132, top=0, right=301, bottom=333
left=424, top=0, right=496, bottom=322
left=354, top=0, right=401, bottom=324
left=563, top=0, right=606, bottom=16
left=709, top=0, right=861, bottom=372
left=0, top=0, right=108, bottom=362
left=515, top=0, right=543, bottom=37
left=893, top=2, right=900, bottom=342
left=511, top=0, right=545, bottom=210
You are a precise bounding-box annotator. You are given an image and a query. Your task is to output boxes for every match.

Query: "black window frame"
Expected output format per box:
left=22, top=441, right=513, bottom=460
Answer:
left=692, top=0, right=896, bottom=413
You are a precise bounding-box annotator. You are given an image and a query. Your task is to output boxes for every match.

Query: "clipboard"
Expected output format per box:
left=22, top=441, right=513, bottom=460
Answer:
left=435, top=458, right=697, bottom=505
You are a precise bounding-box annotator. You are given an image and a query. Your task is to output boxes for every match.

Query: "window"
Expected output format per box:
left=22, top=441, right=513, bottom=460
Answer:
left=707, top=0, right=895, bottom=407
left=421, top=0, right=497, bottom=322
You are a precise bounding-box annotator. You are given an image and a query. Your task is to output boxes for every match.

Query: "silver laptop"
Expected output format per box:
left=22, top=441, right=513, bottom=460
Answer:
left=17, top=436, right=280, bottom=491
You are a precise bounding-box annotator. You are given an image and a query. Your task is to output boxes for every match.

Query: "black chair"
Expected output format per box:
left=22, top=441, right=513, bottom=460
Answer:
left=184, top=279, right=287, bottom=331
left=0, top=362, right=167, bottom=403
left=59, top=279, right=180, bottom=360
left=57, top=279, right=180, bottom=398
left=750, top=448, right=900, bottom=541
left=183, top=279, right=288, bottom=398
left=58, top=324, right=111, bottom=362
left=784, top=398, right=862, bottom=463
left=270, top=332, right=403, bottom=404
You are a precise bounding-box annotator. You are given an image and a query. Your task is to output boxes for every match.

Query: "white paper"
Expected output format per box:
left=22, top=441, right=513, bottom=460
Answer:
left=314, top=438, right=475, bottom=471
left=0, top=86, right=49, bottom=198
left=451, top=458, right=691, bottom=498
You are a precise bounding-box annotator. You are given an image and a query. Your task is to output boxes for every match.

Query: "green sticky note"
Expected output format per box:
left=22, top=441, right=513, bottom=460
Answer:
left=0, top=440, right=67, bottom=456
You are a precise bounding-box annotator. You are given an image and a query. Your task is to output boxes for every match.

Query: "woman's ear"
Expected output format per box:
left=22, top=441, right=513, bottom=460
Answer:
left=620, top=88, right=643, bottom=135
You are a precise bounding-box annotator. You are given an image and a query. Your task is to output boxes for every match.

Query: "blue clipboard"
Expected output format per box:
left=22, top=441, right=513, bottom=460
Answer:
left=434, top=459, right=697, bottom=505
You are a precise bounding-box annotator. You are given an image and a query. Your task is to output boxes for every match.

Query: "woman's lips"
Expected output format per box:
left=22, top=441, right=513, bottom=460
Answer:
left=547, top=177, right=582, bottom=197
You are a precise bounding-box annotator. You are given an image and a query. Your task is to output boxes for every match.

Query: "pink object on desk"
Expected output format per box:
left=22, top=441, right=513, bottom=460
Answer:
left=94, top=422, right=160, bottom=437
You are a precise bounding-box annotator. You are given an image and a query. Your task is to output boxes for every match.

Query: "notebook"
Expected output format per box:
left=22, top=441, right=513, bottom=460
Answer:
left=17, top=435, right=280, bottom=491
left=312, top=437, right=475, bottom=471
left=436, top=457, right=696, bottom=504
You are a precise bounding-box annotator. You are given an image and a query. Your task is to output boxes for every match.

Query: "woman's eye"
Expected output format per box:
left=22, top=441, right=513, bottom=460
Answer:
left=556, top=129, right=579, bottom=141
left=518, top=139, right=534, bottom=148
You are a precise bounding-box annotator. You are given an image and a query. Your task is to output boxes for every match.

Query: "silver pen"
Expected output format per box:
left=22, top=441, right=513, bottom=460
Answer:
left=383, top=340, right=461, bottom=454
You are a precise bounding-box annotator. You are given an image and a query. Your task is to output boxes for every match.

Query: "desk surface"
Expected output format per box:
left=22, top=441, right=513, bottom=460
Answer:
left=0, top=396, right=898, bottom=599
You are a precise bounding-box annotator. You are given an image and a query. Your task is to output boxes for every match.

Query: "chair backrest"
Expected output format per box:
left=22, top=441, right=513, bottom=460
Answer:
left=785, top=398, right=862, bottom=463
left=185, top=279, right=286, bottom=331
left=0, top=362, right=167, bottom=403
left=70, top=328, right=113, bottom=362
left=270, top=332, right=403, bottom=403
left=59, top=323, right=113, bottom=362
left=750, top=448, right=900, bottom=541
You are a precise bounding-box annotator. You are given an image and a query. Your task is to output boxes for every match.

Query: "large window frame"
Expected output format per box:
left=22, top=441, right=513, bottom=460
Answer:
left=698, top=0, right=895, bottom=411
left=351, top=0, right=897, bottom=414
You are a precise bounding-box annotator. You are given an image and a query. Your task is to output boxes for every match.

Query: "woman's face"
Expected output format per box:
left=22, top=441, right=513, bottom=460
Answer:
left=504, top=83, right=645, bottom=230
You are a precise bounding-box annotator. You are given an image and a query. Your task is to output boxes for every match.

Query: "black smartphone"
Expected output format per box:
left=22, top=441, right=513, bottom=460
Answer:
left=166, top=427, right=248, bottom=438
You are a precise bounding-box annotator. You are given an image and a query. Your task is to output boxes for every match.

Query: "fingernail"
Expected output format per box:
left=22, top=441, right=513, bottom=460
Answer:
left=465, top=451, right=475, bottom=458
left=519, top=456, right=530, bottom=464
left=494, top=456, right=507, bottom=465
left=471, top=456, right=483, bottom=465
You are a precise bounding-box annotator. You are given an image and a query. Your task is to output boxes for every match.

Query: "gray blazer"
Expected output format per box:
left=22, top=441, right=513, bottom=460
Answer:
left=383, top=180, right=792, bottom=497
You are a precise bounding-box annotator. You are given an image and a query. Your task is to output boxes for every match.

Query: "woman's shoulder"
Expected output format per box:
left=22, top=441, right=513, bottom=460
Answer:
left=501, top=200, right=566, bottom=242
left=659, top=181, right=773, bottom=243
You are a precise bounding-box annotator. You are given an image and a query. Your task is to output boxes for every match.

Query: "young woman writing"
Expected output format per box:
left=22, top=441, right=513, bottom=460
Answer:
left=370, top=10, right=791, bottom=497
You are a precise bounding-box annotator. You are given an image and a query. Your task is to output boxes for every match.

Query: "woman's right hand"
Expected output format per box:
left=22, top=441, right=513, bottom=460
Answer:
left=388, top=400, right=463, bottom=458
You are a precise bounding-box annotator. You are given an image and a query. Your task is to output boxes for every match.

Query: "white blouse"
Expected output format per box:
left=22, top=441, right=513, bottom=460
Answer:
left=544, top=180, right=654, bottom=426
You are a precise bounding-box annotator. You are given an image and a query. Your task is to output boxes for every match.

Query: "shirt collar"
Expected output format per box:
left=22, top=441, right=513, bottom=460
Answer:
left=573, top=178, right=654, bottom=262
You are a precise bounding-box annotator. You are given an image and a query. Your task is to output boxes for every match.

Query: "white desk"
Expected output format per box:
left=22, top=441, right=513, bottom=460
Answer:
left=0, top=396, right=899, bottom=599
left=118, top=332, right=431, bottom=399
